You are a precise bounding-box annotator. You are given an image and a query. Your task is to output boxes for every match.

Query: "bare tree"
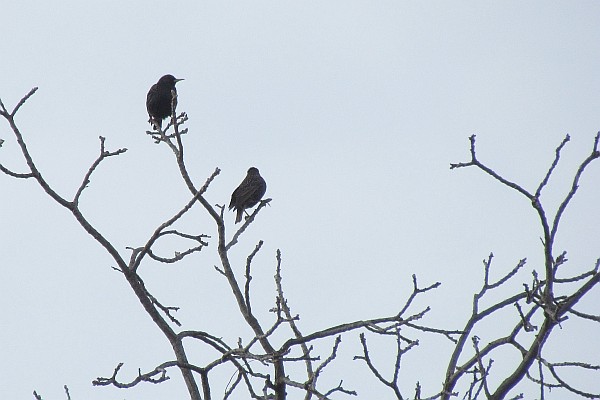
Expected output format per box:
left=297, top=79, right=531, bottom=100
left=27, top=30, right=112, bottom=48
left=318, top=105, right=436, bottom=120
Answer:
left=442, top=134, right=600, bottom=400
left=1, top=88, right=599, bottom=400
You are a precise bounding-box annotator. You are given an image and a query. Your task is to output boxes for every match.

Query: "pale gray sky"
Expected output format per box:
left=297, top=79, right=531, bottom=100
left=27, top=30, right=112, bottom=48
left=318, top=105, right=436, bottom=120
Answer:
left=1, top=2, right=600, bottom=399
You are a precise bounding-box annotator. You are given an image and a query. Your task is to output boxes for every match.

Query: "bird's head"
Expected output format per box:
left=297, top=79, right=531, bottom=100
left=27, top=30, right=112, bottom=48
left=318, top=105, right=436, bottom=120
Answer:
left=158, top=74, right=184, bottom=87
left=248, top=167, right=260, bottom=175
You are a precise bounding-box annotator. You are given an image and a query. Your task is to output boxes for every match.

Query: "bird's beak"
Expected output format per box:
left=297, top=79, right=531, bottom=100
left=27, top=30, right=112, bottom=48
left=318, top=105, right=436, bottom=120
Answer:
left=175, top=78, right=184, bottom=83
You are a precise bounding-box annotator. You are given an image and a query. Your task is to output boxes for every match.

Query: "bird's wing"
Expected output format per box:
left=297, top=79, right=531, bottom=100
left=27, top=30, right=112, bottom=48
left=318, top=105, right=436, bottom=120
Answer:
left=232, top=181, right=259, bottom=207
left=229, top=190, right=238, bottom=210
left=146, top=85, right=158, bottom=113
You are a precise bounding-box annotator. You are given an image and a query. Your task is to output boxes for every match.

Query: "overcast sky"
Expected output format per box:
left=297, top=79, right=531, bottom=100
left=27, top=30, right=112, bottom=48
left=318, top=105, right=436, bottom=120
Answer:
left=1, top=2, right=600, bottom=399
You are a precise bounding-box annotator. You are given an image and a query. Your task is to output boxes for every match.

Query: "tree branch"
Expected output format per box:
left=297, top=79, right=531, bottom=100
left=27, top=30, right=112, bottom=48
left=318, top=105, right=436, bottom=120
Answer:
left=73, top=136, right=127, bottom=205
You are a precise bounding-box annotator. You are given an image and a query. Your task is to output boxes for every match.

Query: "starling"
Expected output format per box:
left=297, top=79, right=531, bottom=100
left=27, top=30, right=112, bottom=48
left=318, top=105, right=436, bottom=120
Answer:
left=146, top=74, right=184, bottom=130
left=229, top=167, right=267, bottom=223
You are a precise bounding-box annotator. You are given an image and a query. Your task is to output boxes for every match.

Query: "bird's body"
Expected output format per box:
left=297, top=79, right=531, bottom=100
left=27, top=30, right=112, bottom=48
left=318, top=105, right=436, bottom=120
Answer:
left=146, top=74, right=183, bottom=129
left=229, top=167, right=267, bottom=223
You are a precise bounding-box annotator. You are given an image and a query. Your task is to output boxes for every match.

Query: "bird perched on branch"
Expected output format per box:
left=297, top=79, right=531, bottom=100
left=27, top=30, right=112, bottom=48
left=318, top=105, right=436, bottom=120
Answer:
left=146, top=74, right=184, bottom=130
left=229, top=167, right=267, bottom=223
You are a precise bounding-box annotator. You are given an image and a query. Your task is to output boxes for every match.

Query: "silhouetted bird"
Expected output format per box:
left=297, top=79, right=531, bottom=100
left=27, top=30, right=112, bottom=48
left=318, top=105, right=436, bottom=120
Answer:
left=229, top=167, right=267, bottom=223
left=146, top=74, right=183, bottom=130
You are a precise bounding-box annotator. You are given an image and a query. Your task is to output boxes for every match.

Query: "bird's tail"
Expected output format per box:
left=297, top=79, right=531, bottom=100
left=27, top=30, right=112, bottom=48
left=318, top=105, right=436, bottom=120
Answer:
left=235, top=209, right=243, bottom=223
left=149, top=116, right=162, bottom=130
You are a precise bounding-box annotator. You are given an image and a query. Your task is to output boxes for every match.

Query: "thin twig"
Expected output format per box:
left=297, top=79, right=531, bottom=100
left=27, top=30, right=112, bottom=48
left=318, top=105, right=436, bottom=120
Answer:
left=73, top=136, right=127, bottom=205
left=535, top=135, right=570, bottom=198
left=226, top=198, right=272, bottom=251
left=244, top=241, right=264, bottom=314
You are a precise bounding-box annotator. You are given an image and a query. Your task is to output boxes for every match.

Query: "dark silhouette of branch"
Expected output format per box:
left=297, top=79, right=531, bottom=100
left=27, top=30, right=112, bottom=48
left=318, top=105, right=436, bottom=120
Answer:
left=471, top=336, right=492, bottom=399
left=0, top=86, right=38, bottom=117
left=550, top=132, right=600, bottom=242
left=273, top=249, right=316, bottom=399
left=0, top=163, right=34, bottom=178
left=450, top=135, right=533, bottom=199
left=130, top=168, right=219, bottom=273
left=443, top=255, right=528, bottom=398
left=448, top=134, right=600, bottom=399
left=93, top=362, right=171, bottom=388
left=73, top=136, right=127, bottom=206
left=6, top=85, right=599, bottom=400
left=244, top=241, right=264, bottom=314
left=63, top=385, right=71, bottom=400
left=226, top=198, right=272, bottom=251
left=535, top=134, right=570, bottom=198
left=1, top=89, right=202, bottom=399
left=283, top=377, right=357, bottom=400
left=314, top=336, right=342, bottom=386
left=569, top=308, right=600, bottom=323
left=354, top=331, right=409, bottom=399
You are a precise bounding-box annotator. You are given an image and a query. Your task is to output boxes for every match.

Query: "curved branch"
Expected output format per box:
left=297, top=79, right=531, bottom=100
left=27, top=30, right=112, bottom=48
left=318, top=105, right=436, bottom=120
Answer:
left=131, top=168, right=219, bottom=272
left=2, top=90, right=201, bottom=399
left=550, top=132, right=600, bottom=242
left=73, top=136, right=127, bottom=205
left=93, top=362, right=172, bottom=388
left=535, top=134, right=570, bottom=198
left=449, top=135, right=534, bottom=199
